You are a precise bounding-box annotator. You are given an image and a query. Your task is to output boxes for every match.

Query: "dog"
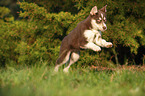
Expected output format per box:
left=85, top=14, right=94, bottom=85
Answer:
left=54, top=5, right=113, bottom=72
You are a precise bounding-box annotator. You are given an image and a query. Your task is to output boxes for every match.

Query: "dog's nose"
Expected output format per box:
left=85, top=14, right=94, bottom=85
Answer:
left=103, top=26, right=107, bottom=30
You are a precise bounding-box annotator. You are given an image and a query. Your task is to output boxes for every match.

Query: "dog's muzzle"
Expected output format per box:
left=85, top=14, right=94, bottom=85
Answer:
left=103, top=26, right=107, bottom=30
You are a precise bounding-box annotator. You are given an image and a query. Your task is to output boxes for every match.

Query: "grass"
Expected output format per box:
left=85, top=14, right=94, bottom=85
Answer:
left=0, top=63, right=145, bottom=96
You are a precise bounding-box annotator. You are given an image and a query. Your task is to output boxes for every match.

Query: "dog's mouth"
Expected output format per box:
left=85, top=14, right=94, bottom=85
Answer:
left=98, top=27, right=107, bottom=32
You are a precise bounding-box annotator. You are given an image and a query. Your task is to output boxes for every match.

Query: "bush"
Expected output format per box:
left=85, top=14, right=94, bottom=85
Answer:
left=0, top=1, right=144, bottom=66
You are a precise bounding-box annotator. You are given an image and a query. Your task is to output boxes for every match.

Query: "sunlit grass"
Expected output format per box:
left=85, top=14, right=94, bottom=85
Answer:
left=0, top=64, right=145, bottom=96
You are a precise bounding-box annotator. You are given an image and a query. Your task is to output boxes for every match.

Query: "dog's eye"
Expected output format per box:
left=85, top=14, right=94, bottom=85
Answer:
left=104, top=17, right=107, bottom=22
left=104, top=19, right=107, bottom=22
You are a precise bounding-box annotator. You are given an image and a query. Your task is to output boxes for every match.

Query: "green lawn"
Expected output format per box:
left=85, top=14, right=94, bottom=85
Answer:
left=0, top=64, right=145, bottom=96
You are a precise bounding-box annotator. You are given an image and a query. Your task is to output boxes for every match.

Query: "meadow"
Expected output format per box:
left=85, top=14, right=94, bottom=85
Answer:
left=0, top=63, right=145, bottom=96
left=0, top=1, right=145, bottom=96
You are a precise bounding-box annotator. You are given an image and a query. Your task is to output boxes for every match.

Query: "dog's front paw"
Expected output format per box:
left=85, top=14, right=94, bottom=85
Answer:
left=105, top=42, right=113, bottom=48
left=93, top=46, right=101, bottom=52
left=80, top=46, right=87, bottom=49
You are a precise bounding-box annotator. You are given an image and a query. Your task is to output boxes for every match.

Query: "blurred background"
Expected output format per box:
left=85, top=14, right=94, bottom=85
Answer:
left=0, top=0, right=145, bottom=67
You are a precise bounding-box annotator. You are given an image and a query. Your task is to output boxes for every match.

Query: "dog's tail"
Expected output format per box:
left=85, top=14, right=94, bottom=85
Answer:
left=55, top=49, right=70, bottom=66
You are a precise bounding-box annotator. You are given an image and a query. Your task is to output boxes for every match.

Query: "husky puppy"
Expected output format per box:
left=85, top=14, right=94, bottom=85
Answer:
left=54, top=5, right=113, bottom=72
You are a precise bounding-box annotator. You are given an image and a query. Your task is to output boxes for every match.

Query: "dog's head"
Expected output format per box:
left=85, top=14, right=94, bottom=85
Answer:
left=90, top=5, right=107, bottom=32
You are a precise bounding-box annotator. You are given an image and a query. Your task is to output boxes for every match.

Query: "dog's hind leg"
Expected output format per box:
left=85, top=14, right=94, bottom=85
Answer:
left=54, top=50, right=71, bottom=72
left=63, top=51, right=80, bottom=73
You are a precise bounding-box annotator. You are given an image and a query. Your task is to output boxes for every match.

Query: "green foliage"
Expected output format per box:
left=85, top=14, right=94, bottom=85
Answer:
left=25, top=0, right=78, bottom=14
left=0, top=7, right=14, bottom=22
left=0, top=0, right=145, bottom=66
left=0, top=7, right=10, bottom=18
left=0, top=2, right=75, bottom=65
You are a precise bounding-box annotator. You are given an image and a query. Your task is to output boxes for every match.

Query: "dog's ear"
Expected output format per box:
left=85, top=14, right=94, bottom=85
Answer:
left=90, top=6, right=98, bottom=15
left=100, top=5, right=107, bottom=12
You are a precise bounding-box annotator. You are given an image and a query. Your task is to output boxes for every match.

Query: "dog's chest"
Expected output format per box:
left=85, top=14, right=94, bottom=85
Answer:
left=83, top=29, right=100, bottom=42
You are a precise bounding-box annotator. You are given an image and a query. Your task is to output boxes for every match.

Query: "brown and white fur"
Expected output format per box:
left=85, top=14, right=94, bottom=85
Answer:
left=54, top=5, right=113, bottom=73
